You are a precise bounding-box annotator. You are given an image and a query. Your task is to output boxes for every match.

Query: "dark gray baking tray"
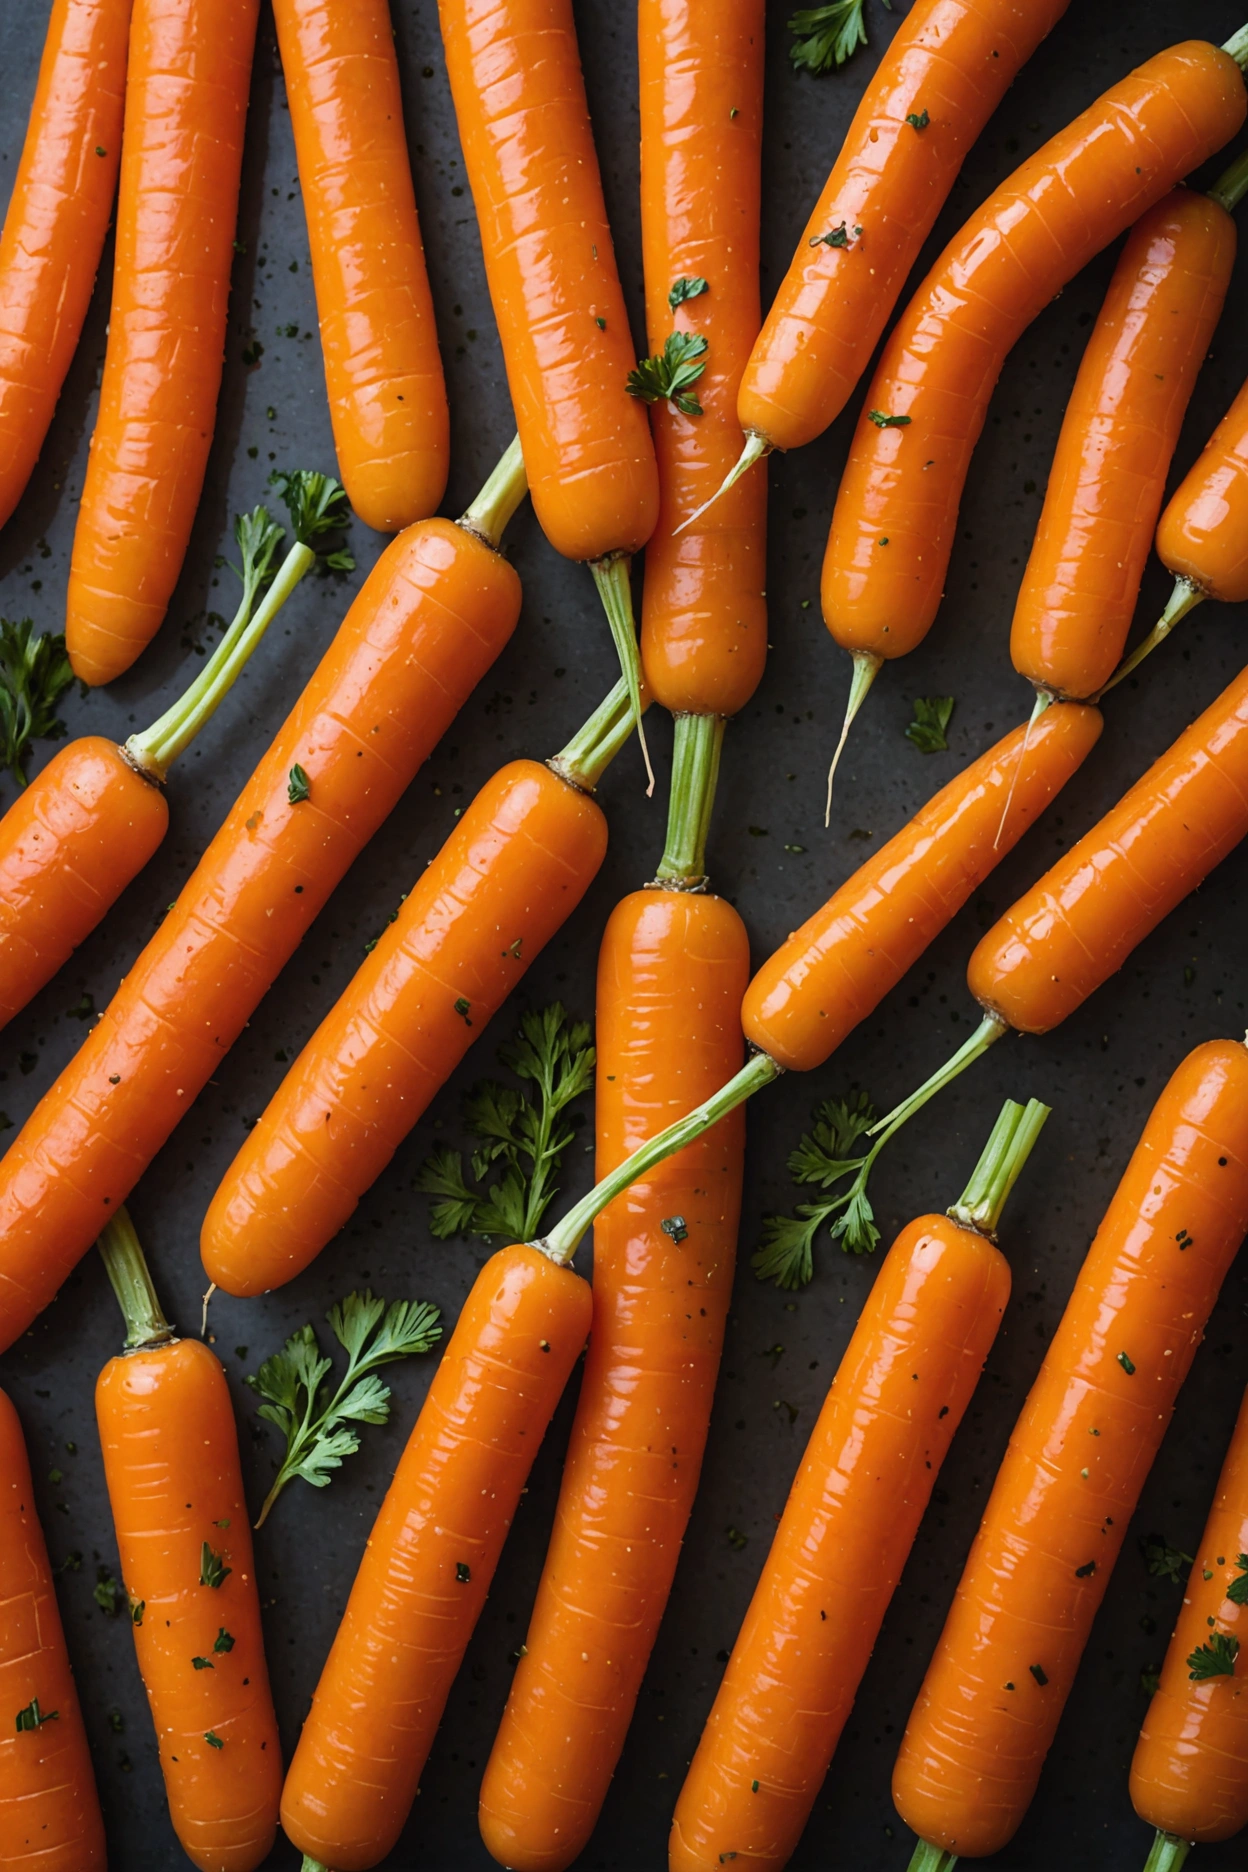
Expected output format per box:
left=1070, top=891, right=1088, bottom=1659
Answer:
left=1, top=1, right=1247, bottom=1865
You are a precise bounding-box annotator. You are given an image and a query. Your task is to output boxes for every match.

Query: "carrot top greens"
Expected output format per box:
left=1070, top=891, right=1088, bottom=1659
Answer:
left=753, top=1092, right=880, bottom=1284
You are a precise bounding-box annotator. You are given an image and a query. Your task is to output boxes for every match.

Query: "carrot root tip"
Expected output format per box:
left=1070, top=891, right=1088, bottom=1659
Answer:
left=672, top=430, right=771, bottom=535
left=824, top=651, right=882, bottom=826
left=1098, top=578, right=1206, bottom=698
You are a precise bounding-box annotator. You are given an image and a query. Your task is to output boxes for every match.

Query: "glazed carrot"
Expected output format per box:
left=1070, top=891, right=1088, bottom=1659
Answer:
left=1130, top=1383, right=1248, bottom=1871
left=820, top=33, right=1248, bottom=801
left=437, top=0, right=660, bottom=777
left=0, top=440, right=527, bottom=1354
left=0, top=0, right=130, bottom=532
left=65, top=0, right=262, bottom=686
left=892, top=1040, right=1248, bottom=1866
left=95, top=1207, right=280, bottom=1871
left=0, top=475, right=345, bottom=1030
left=669, top=1100, right=1047, bottom=1872
left=0, top=1385, right=104, bottom=1872
left=636, top=0, right=767, bottom=719
left=201, top=676, right=642, bottom=1296
left=271, top=0, right=448, bottom=532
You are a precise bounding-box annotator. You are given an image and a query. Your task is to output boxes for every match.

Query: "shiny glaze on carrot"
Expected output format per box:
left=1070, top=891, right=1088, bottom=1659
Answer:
left=280, top=1242, right=593, bottom=1872
left=479, top=887, right=749, bottom=1870
left=743, top=702, right=1101, bottom=1073
left=1011, top=188, right=1236, bottom=701
left=739, top=0, right=1070, bottom=455
left=0, top=737, right=166, bottom=1030
left=822, top=41, right=1247, bottom=669
left=272, top=0, right=448, bottom=532
left=201, top=758, right=609, bottom=1296
left=0, top=518, right=520, bottom=1353
left=893, top=1040, right=1248, bottom=1859
left=1158, top=372, right=1248, bottom=605
left=0, top=1386, right=104, bottom=1872
left=637, top=0, right=767, bottom=717
left=0, top=0, right=129, bottom=532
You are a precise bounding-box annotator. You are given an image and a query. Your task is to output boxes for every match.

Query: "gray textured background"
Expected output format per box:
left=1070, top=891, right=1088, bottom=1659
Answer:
left=1, top=1, right=1247, bottom=1866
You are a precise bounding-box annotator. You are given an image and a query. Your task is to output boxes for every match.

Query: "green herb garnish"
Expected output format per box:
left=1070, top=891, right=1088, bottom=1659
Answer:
left=906, top=696, right=955, bottom=754
left=287, top=763, right=311, bottom=804
left=809, top=221, right=862, bottom=250
left=868, top=409, right=911, bottom=428
left=204, top=1730, right=224, bottom=1750
left=752, top=1093, right=879, bottom=1286
left=1117, top=1351, right=1136, bottom=1375
left=1141, top=1535, right=1193, bottom=1584
left=1226, top=1555, right=1248, bottom=1606
left=213, top=1627, right=235, bottom=1653
left=1187, top=1632, right=1240, bottom=1681
left=626, top=331, right=709, bottom=417
left=93, top=1570, right=123, bottom=1616
left=199, top=1544, right=230, bottom=1590
left=0, top=618, right=74, bottom=788
left=787, top=0, right=888, bottom=76
left=906, top=109, right=930, bottom=131
left=669, top=276, right=708, bottom=309
left=15, top=1698, right=57, bottom=1733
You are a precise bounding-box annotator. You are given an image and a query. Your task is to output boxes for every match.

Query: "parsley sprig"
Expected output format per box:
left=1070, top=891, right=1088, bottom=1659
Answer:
left=414, top=1004, right=594, bottom=1243
left=787, top=0, right=889, bottom=76
left=248, top=1290, right=442, bottom=1526
left=0, top=618, right=75, bottom=788
left=906, top=696, right=955, bottom=754
left=1227, top=1554, right=1248, bottom=1606
left=268, top=468, right=354, bottom=570
left=1187, top=1631, right=1240, bottom=1681
left=752, top=1093, right=881, bottom=1286
left=1141, top=1535, right=1193, bottom=1585
left=626, top=331, right=709, bottom=417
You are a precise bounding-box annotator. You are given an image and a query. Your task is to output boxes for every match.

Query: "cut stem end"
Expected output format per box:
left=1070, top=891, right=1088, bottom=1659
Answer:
left=825, top=650, right=881, bottom=826
left=949, top=1096, right=1050, bottom=1236
left=1142, top=1830, right=1193, bottom=1872
left=458, top=434, right=528, bottom=548
left=655, top=713, right=725, bottom=885
left=96, top=1207, right=174, bottom=1351
left=906, top=1844, right=958, bottom=1872
left=549, top=674, right=647, bottom=791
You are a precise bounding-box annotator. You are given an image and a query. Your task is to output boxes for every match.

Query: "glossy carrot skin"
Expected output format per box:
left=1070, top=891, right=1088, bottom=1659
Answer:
left=822, top=42, right=1247, bottom=666
left=1011, top=189, right=1235, bottom=700
left=0, top=737, right=167, bottom=1030
left=740, top=0, right=1070, bottom=455
left=281, top=1242, right=593, bottom=1872
left=66, top=0, right=261, bottom=685
left=272, top=0, right=448, bottom=532
left=437, top=0, right=658, bottom=563
left=1131, top=1381, right=1248, bottom=1844
left=201, top=758, right=608, bottom=1296
left=743, top=702, right=1101, bottom=1073
left=893, top=1040, right=1248, bottom=1858
left=479, top=888, right=749, bottom=1871
left=637, top=0, right=767, bottom=718
left=1158, top=373, right=1248, bottom=604
left=97, top=1336, right=280, bottom=1871
left=670, top=1212, right=1009, bottom=1872
left=0, top=1386, right=104, bottom=1872
left=0, top=0, right=129, bottom=532
left=969, top=665, right=1248, bottom=1036
left=0, top=519, right=520, bottom=1353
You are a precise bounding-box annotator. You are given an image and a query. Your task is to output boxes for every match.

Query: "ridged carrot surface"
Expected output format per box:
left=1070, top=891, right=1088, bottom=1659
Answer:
left=0, top=0, right=129, bottom=532
left=271, top=0, right=448, bottom=532
left=201, top=758, right=609, bottom=1296
left=280, top=1242, right=593, bottom=1872
left=0, top=1385, right=104, bottom=1872
left=892, top=1039, right=1248, bottom=1858
left=0, top=518, right=520, bottom=1352
left=637, top=0, right=767, bottom=717
left=1158, top=371, right=1248, bottom=605
left=822, top=41, right=1247, bottom=670
left=65, top=0, right=261, bottom=684
left=479, top=887, right=749, bottom=1871
left=1011, top=188, right=1236, bottom=701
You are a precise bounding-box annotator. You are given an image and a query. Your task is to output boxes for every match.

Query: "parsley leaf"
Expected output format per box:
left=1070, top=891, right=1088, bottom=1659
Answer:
left=199, top=1543, right=230, bottom=1590
left=1226, top=1555, right=1248, bottom=1607
left=626, top=331, right=709, bottom=417
left=1187, top=1631, right=1239, bottom=1681
left=0, top=618, right=74, bottom=788
left=15, top=1697, right=57, bottom=1733
left=868, top=409, right=911, bottom=428
left=269, top=468, right=351, bottom=553
left=287, top=764, right=310, bottom=804
left=787, top=0, right=888, bottom=75
left=906, top=696, right=955, bottom=754
left=414, top=1003, right=594, bottom=1244
left=906, top=109, right=930, bottom=131
left=669, top=276, right=708, bottom=310
left=248, top=1290, right=442, bottom=1525
left=93, top=1569, right=123, bottom=1616
left=213, top=1627, right=235, bottom=1653
left=1141, top=1534, right=1194, bottom=1584
left=752, top=1092, right=882, bottom=1286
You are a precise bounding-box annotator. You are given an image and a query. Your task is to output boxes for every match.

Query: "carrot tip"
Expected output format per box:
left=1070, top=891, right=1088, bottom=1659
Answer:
left=824, top=651, right=881, bottom=826
left=201, top=1282, right=217, bottom=1338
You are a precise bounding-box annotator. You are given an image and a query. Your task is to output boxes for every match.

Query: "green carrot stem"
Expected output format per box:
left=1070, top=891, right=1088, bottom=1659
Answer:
left=540, top=1050, right=781, bottom=1265
left=300, top=1858, right=331, bottom=1872
left=96, top=1206, right=174, bottom=1351
left=1143, top=1830, right=1192, bottom=1872
left=906, top=1843, right=958, bottom=1872
left=825, top=649, right=882, bottom=826
left=458, top=433, right=528, bottom=548
left=1098, top=577, right=1206, bottom=697
left=549, top=675, right=648, bottom=791
left=949, top=1097, right=1050, bottom=1235
left=672, top=429, right=770, bottom=536
left=126, top=541, right=315, bottom=782
left=1224, top=23, right=1248, bottom=71
left=1208, top=143, right=1248, bottom=213
left=589, top=553, right=654, bottom=795
left=867, top=1012, right=1010, bottom=1150
left=655, top=712, right=725, bottom=886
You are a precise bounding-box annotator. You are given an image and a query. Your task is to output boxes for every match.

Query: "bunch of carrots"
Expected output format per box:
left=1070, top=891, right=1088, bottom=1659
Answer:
left=3, top=0, right=1248, bottom=1868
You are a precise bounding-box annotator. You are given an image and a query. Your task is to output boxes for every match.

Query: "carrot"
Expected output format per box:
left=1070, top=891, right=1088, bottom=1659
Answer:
left=1130, top=1383, right=1248, bottom=1871
left=437, top=0, right=660, bottom=782
left=669, top=1099, right=1048, bottom=1872
left=65, top=0, right=262, bottom=686
left=0, top=1384, right=105, bottom=1872
left=892, top=1039, right=1248, bottom=1866
left=0, top=439, right=527, bottom=1355
left=0, top=475, right=347, bottom=1030
left=271, top=0, right=448, bottom=532
left=95, top=1206, right=280, bottom=1872
left=0, top=0, right=130, bottom=533
left=1012, top=159, right=1248, bottom=704
left=819, top=32, right=1248, bottom=809
left=636, top=0, right=767, bottom=720
left=200, top=674, right=643, bottom=1297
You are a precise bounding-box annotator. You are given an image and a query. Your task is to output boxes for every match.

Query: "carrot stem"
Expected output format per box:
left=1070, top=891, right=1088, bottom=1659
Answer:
left=1098, top=576, right=1206, bottom=696
left=1223, top=23, right=1248, bottom=71
left=549, top=675, right=647, bottom=791
left=590, top=553, right=655, bottom=795
left=655, top=711, right=725, bottom=886
left=672, top=428, right=770, bottom=536
left=906, top=1843, right=958, bottom=1872
left=1208, top=143, right=1248, bottom=213
left=299, top=1858, right=330, bottom=1872
left=457, top=433, right=528, bottom=549
left=1142, top=1830, right=1192, bottom=1872
left=948, top=1096, right=1050, bottom=1236
left=539, top=1049, right=781, bottom=1265
left=867, top=1012, right=1009, bottom=1151
left=95, top=1205, right=175, bottom=1351
left=825, top=650, right=882, bottom=826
